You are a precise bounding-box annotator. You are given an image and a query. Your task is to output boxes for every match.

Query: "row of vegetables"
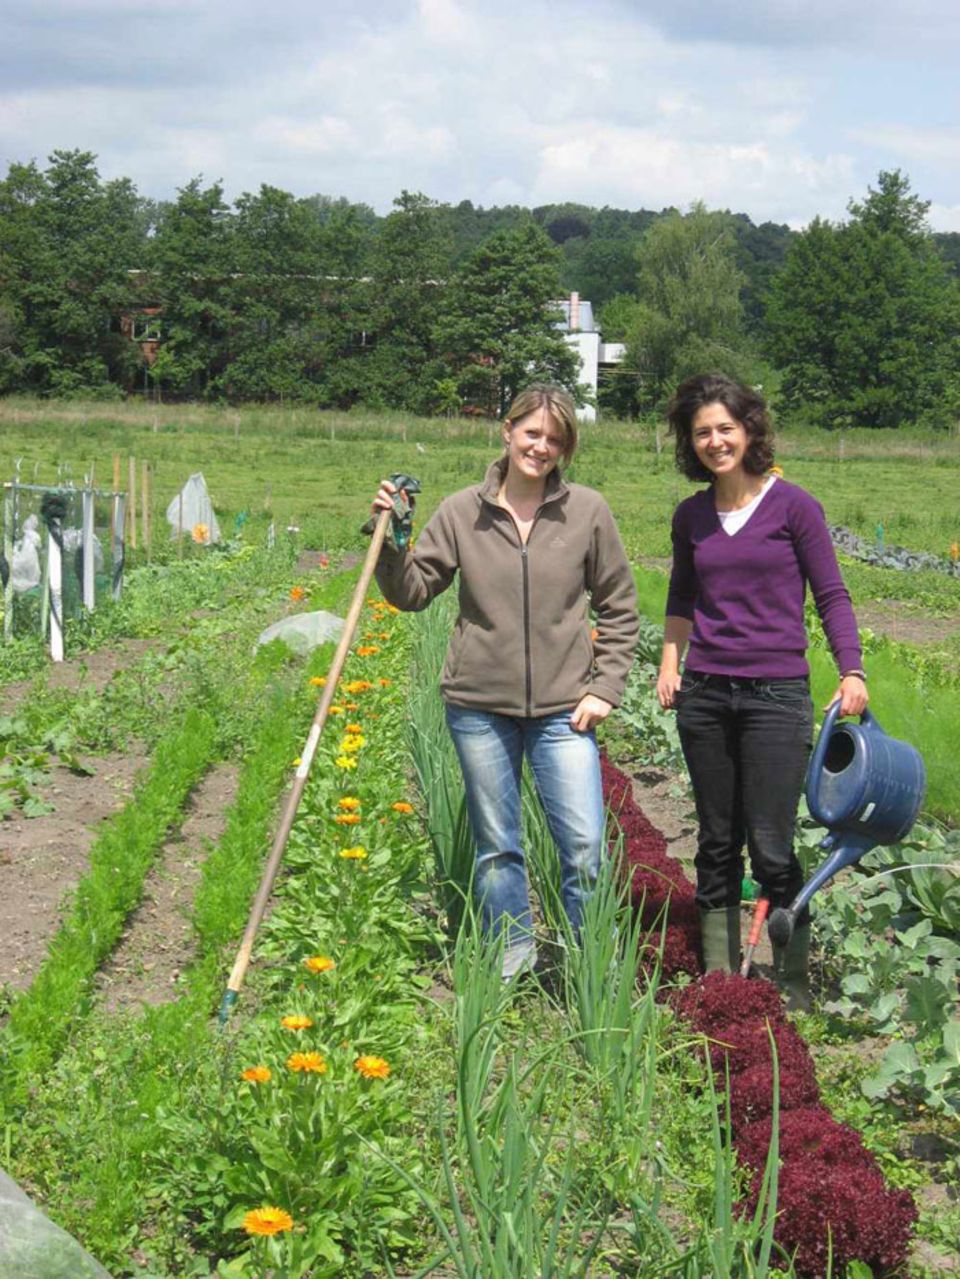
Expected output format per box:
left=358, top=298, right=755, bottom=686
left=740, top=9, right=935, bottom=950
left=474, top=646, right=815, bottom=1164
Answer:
left=601, top=754, right=919, bottom=1276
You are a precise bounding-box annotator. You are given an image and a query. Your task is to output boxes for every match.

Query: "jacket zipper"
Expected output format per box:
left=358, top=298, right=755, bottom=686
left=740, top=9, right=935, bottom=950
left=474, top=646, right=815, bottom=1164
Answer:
left=521, top=543, right=532, bottom=716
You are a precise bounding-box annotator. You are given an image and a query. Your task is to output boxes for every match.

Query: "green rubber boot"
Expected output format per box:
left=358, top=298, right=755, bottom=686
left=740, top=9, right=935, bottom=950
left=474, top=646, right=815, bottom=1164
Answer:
left=699, top=906, right=741, bottom=974
left=773, top=921, right=811, bottom=1012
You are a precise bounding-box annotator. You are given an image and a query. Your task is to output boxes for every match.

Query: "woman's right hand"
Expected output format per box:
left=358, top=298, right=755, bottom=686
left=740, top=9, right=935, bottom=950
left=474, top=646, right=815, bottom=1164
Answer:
left=657, top=669, right=682, bottom=710
left=372, top=479, right=398, bottom=516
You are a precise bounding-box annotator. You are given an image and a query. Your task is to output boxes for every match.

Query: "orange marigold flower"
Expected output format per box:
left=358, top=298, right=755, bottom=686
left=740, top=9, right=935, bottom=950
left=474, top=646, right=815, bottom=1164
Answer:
left=339, top=845, right=367, bottom=860
left=379, top=632, right=390, bottom=640
left=378, top=678, right=391, bottom=687
left=192, top=522, right=209, bottom=544
left=241, top=1065, right=272, bottom=1084
left=355, top=1055, right=391, bottom=1079
left=328, top=704, right=345, bottom=715
left=356, top=645, right=380, bottom=657
left=242, top=1206, right=294, bottom=1236
left=343, top=701, right=360, bottom=710
left=309, top=675, right=327, bottom=687
left=335, top=813, right=361, bottom=825
left=280, top=1014, right=313, bottom=1030
left=345, top=723, right=363, bottom=735
left=303, top=955, right=336, bottom=973
left=338, top=796, right=361, bottom=810
left=386, top=604, right=399, bottom=615
left=343, top=680, right=373, bottom=694
left=287, top=1051, right=327, bottom=1074
left=391, top=801, right=414, bottom=814
left=290, top=586, right=307, bottom=602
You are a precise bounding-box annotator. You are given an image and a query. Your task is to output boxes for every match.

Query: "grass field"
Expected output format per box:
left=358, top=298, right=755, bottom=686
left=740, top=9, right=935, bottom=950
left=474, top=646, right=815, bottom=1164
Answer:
left=2, top=397, right=959, bottom=1277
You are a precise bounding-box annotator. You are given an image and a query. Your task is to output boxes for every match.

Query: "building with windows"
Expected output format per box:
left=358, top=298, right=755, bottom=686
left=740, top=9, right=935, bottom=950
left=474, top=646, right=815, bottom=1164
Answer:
left=554, top=292, right=625, bottom=421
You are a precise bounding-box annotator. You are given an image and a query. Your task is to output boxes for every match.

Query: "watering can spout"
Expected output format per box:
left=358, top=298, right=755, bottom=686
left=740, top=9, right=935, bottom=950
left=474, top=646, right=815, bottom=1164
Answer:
left=768, top=701, right=925, bottom=950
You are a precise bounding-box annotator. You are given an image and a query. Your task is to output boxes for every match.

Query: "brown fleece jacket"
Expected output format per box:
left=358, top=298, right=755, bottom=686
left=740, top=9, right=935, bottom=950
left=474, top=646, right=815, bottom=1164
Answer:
left=375, top=459, right=639, bottom=717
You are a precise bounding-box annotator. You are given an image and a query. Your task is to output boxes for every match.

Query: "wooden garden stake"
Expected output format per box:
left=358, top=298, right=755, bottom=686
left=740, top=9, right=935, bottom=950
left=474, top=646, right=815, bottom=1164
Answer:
left=218, top=507, right=392, bottom=1027
left=112, top=454, right=121, bottom=541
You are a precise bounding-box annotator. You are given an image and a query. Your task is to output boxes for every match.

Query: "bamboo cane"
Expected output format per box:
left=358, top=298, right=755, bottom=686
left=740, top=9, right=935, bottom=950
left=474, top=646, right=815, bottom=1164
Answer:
left=218, top=507, right=392, bottom=1026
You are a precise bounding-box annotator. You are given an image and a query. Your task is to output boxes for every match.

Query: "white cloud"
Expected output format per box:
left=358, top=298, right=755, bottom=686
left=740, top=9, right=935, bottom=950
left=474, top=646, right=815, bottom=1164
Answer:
left=927, top=203, right=960, bottom=233
left=847, top=124, right=960, bottom=166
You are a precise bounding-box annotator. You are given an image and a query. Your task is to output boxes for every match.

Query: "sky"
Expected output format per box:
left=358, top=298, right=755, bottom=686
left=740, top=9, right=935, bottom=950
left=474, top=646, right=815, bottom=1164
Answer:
left=2, top=0, right=959, bottom=231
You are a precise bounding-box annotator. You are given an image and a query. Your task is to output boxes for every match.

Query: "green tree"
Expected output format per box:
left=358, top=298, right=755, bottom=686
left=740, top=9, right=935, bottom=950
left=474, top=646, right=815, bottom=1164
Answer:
left=435, top=220, right=579, bottom=415
left=766, top=171, right=960, bottom=428
left=355, top=191, right=452, bottom=413
left=0, top=150, right=145, bottom=394
left=148, top=178, right=234, bottom=398
left=622, top=203, right=752, bottom=410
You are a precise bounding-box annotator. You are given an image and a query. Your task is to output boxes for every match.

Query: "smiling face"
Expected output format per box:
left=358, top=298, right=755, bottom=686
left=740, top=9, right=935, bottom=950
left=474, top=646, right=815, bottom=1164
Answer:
left=690, top=401, right=749, bottom=480
left=502, top=405, right=567, bottom=485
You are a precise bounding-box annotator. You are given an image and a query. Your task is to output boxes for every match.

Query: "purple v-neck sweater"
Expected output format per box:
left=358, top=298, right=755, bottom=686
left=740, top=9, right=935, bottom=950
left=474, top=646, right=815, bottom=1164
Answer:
left=665, top=479, right=861, bottom=678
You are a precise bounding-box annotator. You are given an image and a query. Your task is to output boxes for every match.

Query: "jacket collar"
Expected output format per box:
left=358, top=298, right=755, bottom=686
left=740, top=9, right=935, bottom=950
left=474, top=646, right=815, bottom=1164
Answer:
left=478, top=456, right=569, bottom=510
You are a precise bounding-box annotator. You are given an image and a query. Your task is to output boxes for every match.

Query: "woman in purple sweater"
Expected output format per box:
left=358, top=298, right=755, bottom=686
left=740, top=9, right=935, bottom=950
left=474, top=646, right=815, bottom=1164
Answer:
left=656, top=373, right=868, bottom=1008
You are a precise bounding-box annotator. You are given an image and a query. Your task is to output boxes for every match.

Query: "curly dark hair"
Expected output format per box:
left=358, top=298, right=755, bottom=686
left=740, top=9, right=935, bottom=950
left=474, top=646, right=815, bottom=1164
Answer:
left=667, top=373, right=775, bottom=482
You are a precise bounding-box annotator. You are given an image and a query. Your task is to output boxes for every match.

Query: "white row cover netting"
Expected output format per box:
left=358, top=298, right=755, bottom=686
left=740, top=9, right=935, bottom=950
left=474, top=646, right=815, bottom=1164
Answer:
left=2, top=483, right=124, bottom=641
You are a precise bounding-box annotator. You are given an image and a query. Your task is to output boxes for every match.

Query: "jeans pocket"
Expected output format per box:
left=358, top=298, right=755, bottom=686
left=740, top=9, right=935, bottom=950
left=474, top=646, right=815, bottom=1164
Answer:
left=678, top=671, right=706, bottom=699
left=759, top=679, right=813, bottom=719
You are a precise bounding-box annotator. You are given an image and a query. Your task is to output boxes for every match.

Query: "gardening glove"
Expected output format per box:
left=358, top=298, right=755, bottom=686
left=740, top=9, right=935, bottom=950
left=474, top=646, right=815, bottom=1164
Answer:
left=362, top=473, right=421, bottom=551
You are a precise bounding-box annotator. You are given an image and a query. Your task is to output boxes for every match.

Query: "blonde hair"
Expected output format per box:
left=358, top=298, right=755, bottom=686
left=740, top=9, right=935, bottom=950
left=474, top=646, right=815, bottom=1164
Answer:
left=504, top=383, right=578, bottom=466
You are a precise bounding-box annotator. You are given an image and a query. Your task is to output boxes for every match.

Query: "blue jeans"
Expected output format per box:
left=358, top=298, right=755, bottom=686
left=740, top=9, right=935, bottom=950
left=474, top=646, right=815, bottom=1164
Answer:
left=445, top=705, right=605, bottom=970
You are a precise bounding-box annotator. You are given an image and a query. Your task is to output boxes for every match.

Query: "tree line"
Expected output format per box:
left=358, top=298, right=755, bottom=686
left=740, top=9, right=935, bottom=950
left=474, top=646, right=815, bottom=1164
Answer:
left=1, top=150, right=958, bottom=426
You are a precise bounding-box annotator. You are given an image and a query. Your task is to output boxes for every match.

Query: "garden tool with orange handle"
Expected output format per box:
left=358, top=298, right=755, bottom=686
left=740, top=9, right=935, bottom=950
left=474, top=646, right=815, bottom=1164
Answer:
left=739, top=896, right=769, bottom=978
left=218, top=474, right=420, bottom=1028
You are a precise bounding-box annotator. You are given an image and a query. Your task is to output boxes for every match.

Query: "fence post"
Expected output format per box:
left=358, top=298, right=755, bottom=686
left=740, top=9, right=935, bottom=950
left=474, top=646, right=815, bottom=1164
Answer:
left=128, top=456, right=137, bottom=550
left=82, top=488, right=95, bottom=611
left=112, top=494, right=125, bottom=600
left=2, top=484, right=13, bottom=642
left=48, top=523, right=64, bottom=662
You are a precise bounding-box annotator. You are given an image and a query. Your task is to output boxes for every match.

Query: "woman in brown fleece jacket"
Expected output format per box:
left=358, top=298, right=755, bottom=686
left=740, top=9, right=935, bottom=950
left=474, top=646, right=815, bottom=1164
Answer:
left=372, top=383, right=638, bottom=978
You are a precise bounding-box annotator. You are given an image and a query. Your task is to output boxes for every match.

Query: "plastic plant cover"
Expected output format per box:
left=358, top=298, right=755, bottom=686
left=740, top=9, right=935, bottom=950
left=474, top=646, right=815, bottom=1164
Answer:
left=165, top=473, right=221, bottom=545
left=0, top=1169, right=113, bottom=1278
left=256, top=610, right=345, bottom=655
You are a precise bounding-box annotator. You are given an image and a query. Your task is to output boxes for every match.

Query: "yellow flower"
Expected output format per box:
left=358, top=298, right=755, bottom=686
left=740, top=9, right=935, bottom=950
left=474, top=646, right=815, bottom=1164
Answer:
left=303, top=955, right=336, bottom=973
left=338, top=796, right=361, bottom=810
left=292, top=756, right=302, bottom=767
left=335, top=755, right=357, bottom=769
left=385, top=604, right=399, bottom=615
left=309, top=675, right=327, bottom=687
left=287, top=1051, right=327, bottom=1074
left=391, top=801, right=414, bottom=815
left=343, top=701, right=360, bottom=710
left=356, top=645, right=380, bottom=657
left=335, top=813, right=361, bottom=825
left=192, top=522, right=209, bottom=544
left=340, top=846, right=367, bottom=860
left=241, top=1065, right=272, bottom=1083
left=280, top=1014, right=313, bottom=1030
left=328, top=704, right=345, bottom=715
left=242, top=1206, right=294, bottom=1236
left=339, top=734, right=365, bottom=753
left=768, top=464, right=784, bottom=477
left=345, top=723, right=363, bottom=735
left=290, top=585, right=307, bottom=602
left=355, top=1055, right=391, bottom=1079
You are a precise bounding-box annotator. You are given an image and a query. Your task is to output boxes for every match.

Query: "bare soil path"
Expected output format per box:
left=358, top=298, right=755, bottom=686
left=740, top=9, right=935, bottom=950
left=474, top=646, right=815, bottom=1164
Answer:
left=0, top=753, right=148, bottom=992
left=94, top=762, right=238, bottom=1013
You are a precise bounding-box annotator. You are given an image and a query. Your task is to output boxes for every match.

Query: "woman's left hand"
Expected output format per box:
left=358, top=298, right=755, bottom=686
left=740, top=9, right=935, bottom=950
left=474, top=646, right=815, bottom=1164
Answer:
left=827, top=676, right=869, bottom=718
left=570, top=694, right=613, bottom=732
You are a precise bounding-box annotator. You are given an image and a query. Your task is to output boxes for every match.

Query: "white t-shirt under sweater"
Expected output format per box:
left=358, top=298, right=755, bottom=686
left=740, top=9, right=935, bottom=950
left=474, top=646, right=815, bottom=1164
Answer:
left=716, top=475, right=778, bottom=536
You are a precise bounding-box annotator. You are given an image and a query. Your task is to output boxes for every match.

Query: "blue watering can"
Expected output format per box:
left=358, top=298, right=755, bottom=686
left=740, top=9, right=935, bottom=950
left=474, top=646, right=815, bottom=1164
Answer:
left=766, top=701, right=926, bottom=946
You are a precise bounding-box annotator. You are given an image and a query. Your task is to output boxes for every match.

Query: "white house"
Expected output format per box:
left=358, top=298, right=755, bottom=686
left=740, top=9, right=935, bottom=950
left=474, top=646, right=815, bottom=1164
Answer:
left=554, top=293, right=625, bottom=421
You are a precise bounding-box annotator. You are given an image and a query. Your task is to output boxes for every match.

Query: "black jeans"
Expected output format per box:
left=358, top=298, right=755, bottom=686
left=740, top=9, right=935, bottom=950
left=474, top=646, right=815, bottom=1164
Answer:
left=676, top=672, right=814, bottom=918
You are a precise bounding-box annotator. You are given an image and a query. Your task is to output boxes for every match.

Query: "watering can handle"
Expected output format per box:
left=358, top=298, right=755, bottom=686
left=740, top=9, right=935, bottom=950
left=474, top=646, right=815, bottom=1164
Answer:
left=806, top=701, right=882, bottom=814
